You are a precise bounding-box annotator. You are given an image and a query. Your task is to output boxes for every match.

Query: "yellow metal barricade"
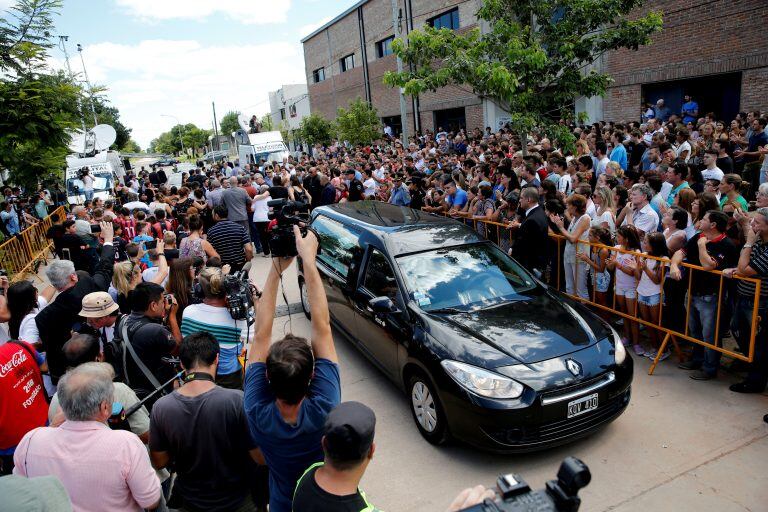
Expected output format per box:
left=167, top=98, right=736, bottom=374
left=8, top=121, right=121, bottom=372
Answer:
left=0, top=205, right=67, bottom=282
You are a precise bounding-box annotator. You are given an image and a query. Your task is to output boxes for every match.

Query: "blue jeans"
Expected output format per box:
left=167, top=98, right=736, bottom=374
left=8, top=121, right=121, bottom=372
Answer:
left=688, top=294, right=720, bottom=375
left=84, top=189, right=94, bottom=201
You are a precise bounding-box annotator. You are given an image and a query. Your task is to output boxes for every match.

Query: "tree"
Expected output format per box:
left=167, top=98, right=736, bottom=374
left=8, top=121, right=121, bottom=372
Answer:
left=296, top=113, right=333, bottom=147
left=182, top=125, right=211, bottom=154
left=220, top=110, right=241, bottom=137
left=260, top=114, right=274, bottom=132
left=150, top=123, right=210, bottom=156
left=334, top=98, right=381, bottom=147
left=122, top=139, right=141, bottom=153
left=384, top=0, right=663, bottom=151
left=0, top=0, right=61, bottom=74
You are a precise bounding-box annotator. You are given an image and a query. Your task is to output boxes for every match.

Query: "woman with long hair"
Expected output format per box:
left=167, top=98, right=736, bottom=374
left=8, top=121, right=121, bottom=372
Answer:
left=662, top=206, right=689, bottom=254
left=549, top=194, right=592, bottom=299
left=6, top=281, right=55, bottom=343
left=692, top=192, right=720, bottom=227
left=591, top=186, right=616, bottom=234
left=179, top=214, right=218, bottom=262
left=166, top=257, right=199, bottom=325
left=112, top=241, right=169, bottom=313
left=288, top=175, right=312, bottom=204
left=719, top=174, right=749, bottom=211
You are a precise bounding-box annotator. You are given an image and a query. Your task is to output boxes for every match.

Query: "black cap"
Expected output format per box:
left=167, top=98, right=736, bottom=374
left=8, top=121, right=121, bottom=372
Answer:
left=323, top=401, right=376, bottom=463
left=345, top=168, right=356, bottom=175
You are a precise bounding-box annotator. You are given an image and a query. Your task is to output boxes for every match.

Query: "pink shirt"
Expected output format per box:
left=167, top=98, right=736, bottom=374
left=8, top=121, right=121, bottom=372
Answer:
left=13, top=420, right=160, bottom=512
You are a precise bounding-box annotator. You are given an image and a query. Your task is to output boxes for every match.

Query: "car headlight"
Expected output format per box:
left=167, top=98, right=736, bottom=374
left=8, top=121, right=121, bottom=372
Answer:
left=441, top=360, right=524, bottom=399
left=610, top=326, right=627, bottom=365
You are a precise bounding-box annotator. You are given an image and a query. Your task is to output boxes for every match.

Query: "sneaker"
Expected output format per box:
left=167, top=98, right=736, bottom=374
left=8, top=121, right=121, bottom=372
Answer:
left=633, top=344, right=645, bottom=356
left=729, top=382, right=765, bottom=394
left=642, top=349, right=655, bottom=358
left=678, top=360, right=701, bottom=370
left=690, top=370, right=716, bottom=381
left=649, top=350, right=671, bottom=362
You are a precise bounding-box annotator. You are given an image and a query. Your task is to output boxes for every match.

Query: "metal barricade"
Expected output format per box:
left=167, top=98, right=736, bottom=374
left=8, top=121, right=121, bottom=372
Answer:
left=425, top=209, right=761, bottom=375
left=0, top=205, right=67, bottom=282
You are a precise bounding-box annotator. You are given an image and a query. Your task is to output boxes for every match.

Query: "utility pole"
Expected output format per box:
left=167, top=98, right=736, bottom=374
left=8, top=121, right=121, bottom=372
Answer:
left=212, top=101, right=220, bottom=151
left=77, top=44, right=98, bottom=127
left=390, top=0, right=409, bottom=145
left=59, top=36, right=87, bottom=134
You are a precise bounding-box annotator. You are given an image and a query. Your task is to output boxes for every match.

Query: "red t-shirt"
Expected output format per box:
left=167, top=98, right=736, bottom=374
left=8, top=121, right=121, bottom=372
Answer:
left=0, top=341, right=48, bottom=450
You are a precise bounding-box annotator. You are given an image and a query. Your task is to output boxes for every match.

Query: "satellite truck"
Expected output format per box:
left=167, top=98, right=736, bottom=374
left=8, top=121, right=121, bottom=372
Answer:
left=64, top=124, right=128, bottom=205
left=233, top=113, right=291, bottom=169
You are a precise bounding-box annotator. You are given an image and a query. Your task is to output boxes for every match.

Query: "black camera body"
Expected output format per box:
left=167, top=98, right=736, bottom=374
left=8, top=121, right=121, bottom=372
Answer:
left=459, top=457, right=591, bottom=512
left=267, top=199, right=310, bottom=258
left=224, top=270, right=256, bottom=323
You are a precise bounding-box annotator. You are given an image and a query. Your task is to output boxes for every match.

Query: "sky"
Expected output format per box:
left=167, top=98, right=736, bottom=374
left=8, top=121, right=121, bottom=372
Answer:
left=10, top=0, right=355, bottom=149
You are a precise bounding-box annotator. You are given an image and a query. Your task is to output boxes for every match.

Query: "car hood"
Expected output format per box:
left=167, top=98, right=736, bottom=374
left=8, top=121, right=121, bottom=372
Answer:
left=424, top=290, right=610, bottom=365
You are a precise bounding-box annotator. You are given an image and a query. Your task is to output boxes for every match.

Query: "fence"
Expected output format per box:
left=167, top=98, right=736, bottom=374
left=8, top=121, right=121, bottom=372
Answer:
left=431, top=210, right=761, bottom=375
left=0, top=206, right=67, bottom=282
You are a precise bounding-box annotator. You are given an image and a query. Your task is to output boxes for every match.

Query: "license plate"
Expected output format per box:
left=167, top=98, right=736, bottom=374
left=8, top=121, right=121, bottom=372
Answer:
left=567, top=393, right=599, bottom=419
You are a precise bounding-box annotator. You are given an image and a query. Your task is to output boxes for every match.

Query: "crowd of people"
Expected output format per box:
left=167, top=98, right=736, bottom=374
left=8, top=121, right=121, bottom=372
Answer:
left=1, top=99, right=768, bottom=510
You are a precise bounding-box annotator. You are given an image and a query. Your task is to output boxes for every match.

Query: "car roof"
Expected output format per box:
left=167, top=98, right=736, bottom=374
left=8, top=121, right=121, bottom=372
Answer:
left=314, top=202, right=485, bottom=256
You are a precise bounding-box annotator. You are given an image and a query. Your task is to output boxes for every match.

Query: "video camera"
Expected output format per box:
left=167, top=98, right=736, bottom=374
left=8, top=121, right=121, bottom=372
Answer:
left=267, top=198, right=310, bottom=258
left=458, top=457, right=591, bottom=512
left=223, top=270, right=259, bottom=323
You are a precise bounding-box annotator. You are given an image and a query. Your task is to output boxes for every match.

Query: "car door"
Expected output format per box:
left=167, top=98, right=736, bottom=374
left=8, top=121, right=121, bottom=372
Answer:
left=352, top=247, right=406, bottom=378
left=312, top=215, right=362, bottom=338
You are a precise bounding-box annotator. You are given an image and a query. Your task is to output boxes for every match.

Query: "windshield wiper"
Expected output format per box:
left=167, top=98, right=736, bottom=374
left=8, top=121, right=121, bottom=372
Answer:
left=426, top=307, right=472, bottom=315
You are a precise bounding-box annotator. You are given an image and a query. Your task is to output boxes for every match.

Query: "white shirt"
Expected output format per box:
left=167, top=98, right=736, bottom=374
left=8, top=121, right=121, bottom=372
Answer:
left=557, top=174, right=572, bottom=195
left=18, top=297, right=49, bottom=344
left=123, top=201, right=149, bottom=211
left=623, top=203, right=660, bottom=235
left=83, top=175, right=94, bottom=191
left=142, top=267, right=167, bottom=287
left=674, top=141, right=692, bottom=162
left=586, top=199, right=597, bottom=219
left=596, top=156, right=610, bottom=177
left=702, top=166, right=724, bottom=182
left=252, top=196, right=270, bottom=222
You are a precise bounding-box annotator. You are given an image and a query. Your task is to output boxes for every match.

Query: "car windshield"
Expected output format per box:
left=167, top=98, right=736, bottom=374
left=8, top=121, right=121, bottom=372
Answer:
left=66, top=173, right=114, bottom=195
left=397, top=243, right=538, bottom=312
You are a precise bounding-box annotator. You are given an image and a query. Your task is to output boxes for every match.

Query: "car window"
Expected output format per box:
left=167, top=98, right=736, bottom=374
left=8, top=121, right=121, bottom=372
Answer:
left=312, top=215, right=359, bottom=277
left=363, top=249, right=398, bottom=300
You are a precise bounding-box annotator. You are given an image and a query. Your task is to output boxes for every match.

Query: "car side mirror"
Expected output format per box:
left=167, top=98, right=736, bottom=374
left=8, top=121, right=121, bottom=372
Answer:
left=369, top=296, right=400, bottom=314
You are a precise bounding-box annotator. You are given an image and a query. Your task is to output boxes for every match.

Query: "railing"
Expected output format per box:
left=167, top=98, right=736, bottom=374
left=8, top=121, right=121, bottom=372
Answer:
left=429, top=210, right=761, bottom=375
left=0, top=206, right=67, bottom=282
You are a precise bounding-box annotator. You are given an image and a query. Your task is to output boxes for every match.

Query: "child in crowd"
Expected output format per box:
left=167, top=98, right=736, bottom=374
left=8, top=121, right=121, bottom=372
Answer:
left=636, top=232, right=670, bottom=360
left=608, top=225, right=641, bottom=352
left=578, top=226, right=612, bottom=318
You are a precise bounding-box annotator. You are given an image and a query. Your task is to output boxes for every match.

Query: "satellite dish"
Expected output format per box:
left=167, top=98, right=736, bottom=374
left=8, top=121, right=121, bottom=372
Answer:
left=237, top=113, right=249, bottom=132
left=68, top=130, right=87, bottom=153
left=91, top=124, right=117, bottom=151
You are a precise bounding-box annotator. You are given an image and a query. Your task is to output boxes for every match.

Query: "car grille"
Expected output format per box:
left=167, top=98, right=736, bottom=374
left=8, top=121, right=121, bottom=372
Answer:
left=483, top=388, right=630, bottom=446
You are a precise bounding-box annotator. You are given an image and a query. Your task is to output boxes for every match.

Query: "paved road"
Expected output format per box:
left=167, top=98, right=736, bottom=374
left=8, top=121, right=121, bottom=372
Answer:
left=249, top=257, right=768, bottom=512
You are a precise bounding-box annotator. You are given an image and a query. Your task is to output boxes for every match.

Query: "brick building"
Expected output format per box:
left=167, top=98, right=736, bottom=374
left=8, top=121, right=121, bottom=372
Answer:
left=302, top=0, right=768, bottom=135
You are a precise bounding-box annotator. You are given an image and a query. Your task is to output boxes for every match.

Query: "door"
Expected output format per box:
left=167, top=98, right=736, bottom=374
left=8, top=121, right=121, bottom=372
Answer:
left=352, top=248, right=405, bottom=377
left=311, top=215, right=362, bottom=337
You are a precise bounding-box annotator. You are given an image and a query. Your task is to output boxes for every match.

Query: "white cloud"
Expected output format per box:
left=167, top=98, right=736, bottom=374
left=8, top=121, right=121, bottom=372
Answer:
left=298, top=15, right=333, bottom=39
left=114, top=0, right=292, bottom=25
left=54, top=39, right=306, bottom=148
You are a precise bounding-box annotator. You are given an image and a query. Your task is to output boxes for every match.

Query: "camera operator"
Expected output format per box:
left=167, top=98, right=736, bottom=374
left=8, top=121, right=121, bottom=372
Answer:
left=244, top=226, right=340, bottom=512
left=180, top=266, right=254, bottom=389
left=36, top=222, right=115, bottom=385
left=292, top=401, right=380, bottom=512
left=80, top=167, right=94, bottom=201
left=13, top=362, right=163, bottom=511
left=150, top=332, right=267, bottom=512
left=121, top=282, right=181, bottom=410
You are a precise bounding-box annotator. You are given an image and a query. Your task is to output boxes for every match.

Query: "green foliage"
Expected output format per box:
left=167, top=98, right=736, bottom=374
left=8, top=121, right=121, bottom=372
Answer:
left=122, top=139, right=140, bottom=153
left=220, top=110, right=241, bottom=137
left=296, top=113, right=333, bottom=147
left=0, top=0, right=61, bottom=74
left=384, top=0, right=663, bottom=150
left=334, top=98, right=381, bottom=147
left=149, top=123, right=210, bottom=155
left=260, top=114, right=274, bottom=132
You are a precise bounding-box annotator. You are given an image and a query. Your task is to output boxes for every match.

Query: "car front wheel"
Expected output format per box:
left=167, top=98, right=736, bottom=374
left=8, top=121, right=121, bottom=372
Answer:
left=409, top=372, right=449, bottom=445
left=299, top=278, right=311, bottom=320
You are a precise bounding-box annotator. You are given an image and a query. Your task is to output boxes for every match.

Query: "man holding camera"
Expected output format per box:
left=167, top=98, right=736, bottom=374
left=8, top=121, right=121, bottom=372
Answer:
left=180, top=267, right=254, bottom=389
left=120, top=282, right=181, bottom=410
left=244, top=226, right=340, bottom=512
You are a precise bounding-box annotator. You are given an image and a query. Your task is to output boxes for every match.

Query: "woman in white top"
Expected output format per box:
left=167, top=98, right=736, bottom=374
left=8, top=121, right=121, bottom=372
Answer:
left=662, top=206, right=689, bottom=254
left=591, top=186, right=616, bottom=234
left=6, top=281, right=56, bottom=345
left=252, top=185, right=272, bottom=257
left=550, top=194, right=591, bottom=299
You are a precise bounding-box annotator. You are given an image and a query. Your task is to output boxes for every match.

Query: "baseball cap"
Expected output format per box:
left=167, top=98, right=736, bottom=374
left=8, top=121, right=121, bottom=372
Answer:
left=323, top=401, right=376, bottom=463
left=79, top=291, right=119, bottom=318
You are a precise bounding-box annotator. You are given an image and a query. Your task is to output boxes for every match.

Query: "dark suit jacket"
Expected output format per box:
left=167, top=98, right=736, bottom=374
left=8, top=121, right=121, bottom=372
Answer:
left=36, top=244, right=115, bottom=381
left=511, top=205, right=549, bottom=272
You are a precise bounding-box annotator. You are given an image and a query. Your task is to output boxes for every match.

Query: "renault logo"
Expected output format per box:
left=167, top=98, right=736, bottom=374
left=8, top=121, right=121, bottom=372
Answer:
left=566, top=359, right=582, bottom=376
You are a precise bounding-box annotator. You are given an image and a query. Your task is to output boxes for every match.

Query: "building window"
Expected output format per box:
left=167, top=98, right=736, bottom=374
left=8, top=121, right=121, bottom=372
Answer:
left=428, top=8, right=459, bottom=30
left=279, top=108, right=286, bottom=120
left=376, top=36, right=394, bottom=58
left=313, top=67, right=325, bottom=83
left=340, top=54, right=355, bottom=72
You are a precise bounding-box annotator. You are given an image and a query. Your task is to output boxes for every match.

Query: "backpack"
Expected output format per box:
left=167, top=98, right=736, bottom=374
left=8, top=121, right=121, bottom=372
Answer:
left=103, top=315, right=164, bottom=393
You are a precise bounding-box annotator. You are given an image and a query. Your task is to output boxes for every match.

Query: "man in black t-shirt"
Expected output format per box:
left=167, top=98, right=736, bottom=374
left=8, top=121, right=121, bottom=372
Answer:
left=345, top=169, right=365, bottom=202
left=670, top=210, right=738, bottom=380
left=292, top=401, right=380, bottom=512
left=150, top=332, right=265, bottom=511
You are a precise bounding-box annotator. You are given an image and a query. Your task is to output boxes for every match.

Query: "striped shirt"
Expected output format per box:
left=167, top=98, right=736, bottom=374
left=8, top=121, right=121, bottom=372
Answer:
left=737, top=239, right=768, bottom=308
left=206, top=220, right=250, bottom=268
left=180, top=304, right=251, bottom=375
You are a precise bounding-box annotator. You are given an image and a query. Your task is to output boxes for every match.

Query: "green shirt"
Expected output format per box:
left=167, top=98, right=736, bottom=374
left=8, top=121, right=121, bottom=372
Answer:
left=720, top=194, right=748, bottom=211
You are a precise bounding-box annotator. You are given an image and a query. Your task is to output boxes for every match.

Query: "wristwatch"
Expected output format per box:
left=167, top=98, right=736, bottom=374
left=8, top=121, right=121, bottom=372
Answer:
left=743, top=244, right=753, bottom=249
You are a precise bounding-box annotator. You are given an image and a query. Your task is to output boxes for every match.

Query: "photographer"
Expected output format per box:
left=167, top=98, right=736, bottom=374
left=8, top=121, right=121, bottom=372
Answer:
left=244, top=226, right=340, bottom=512
left=0, top=201, right=20, bottom=237
left=36, top=222, right=115, bottom=384
left=180, top=266, right=254, bottom=389
left=121, top=282, right=181, bottom=410
left=149, top=332, right=266, bottom=512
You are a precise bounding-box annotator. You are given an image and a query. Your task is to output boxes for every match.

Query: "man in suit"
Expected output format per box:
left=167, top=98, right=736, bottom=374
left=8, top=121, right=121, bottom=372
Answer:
left=35, top=222, right=116, bottom=384
left=510, top=187, right=549, bottom=276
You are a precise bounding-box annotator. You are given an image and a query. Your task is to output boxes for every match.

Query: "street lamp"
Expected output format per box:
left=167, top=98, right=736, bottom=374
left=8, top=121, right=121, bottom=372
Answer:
left=160, top=114, right=185, bottom=156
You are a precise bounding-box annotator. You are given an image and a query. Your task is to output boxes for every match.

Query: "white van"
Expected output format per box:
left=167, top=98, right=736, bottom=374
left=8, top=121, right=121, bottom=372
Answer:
left=238, top=131, right=290, bottom=169
left=65, top=151, right=126, bottom=205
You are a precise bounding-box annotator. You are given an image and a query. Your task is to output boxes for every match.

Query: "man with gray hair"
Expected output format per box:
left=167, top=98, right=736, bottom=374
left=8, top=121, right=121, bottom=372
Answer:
left=621, top=183, right=659, bottom=237
left=221, top=175, right=251, bottom=233
left=206, top=178, right=224, bottom=210
left=35, top=222, right=115, bottom=385
left=13, top=363, right=162, bottom=511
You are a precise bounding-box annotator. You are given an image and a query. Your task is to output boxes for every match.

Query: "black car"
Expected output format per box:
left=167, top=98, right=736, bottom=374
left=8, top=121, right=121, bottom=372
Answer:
left=152, top=157, right=180, bottom=167
left=298, top=202, right=632, bottom=452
